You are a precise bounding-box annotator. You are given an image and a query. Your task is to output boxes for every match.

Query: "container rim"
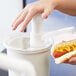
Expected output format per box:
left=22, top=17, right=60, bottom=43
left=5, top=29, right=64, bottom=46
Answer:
left=3, top=32, right=53, bottom=54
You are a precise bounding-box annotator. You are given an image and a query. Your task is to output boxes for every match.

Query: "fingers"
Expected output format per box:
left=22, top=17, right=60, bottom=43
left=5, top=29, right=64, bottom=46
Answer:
left=12, top=11, right=23, bottom=26
left=12, top=10, right=28, bottom=30
left=20, top=10, right=37, bottom=32
left=68, top=57, right=76, bottom=65
left=42, top=7, right=52, bottom=19
left=12, top=1, right=54, bottom=31
left=64, top=54, right=76, bottom=65
left=12, top=4, right=38, bottom=31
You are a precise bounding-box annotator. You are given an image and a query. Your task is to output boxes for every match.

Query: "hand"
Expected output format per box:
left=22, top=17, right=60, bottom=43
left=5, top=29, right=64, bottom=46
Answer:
left=12, top=0, right=59, bottom=32
left=64, top=54, right=76, bottom=65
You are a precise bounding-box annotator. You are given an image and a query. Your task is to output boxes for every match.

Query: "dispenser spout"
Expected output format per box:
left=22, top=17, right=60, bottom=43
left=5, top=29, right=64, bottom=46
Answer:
left=0, top=53, right=36, bottom=76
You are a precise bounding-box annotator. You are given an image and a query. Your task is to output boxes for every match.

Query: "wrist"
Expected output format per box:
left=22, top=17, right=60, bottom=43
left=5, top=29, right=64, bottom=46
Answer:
left=52, top=0, right=61, bottom=9
left=41, top=0, right=61, bottom=9
left=40, top=0, right=62, bottom=10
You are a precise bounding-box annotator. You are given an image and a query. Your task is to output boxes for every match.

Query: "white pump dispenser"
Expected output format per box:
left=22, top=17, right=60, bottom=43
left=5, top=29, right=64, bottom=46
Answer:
left=30, top=14, right=44, bottom=49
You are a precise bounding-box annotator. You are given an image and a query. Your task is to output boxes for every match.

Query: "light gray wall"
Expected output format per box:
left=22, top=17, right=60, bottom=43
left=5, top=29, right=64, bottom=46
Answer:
left=0, top=0, right=23, bottom=76
left=0, top=0, right=23, bottom=51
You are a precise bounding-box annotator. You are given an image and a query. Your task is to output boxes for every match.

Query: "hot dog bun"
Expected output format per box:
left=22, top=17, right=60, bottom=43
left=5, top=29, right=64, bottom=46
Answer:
left=51, top=39, right=76, bottom=64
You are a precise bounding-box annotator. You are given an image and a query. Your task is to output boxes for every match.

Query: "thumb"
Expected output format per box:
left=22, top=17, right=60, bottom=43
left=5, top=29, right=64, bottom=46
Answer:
left=42, top=8, right=53, bottom=19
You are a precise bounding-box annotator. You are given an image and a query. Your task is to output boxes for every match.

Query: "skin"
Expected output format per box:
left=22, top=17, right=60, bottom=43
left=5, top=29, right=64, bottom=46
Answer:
left=12, top=0, right=57, bottom=31
left=12, top=0, right=76, bottom=65
left=64, top=54, right=76, bottom=65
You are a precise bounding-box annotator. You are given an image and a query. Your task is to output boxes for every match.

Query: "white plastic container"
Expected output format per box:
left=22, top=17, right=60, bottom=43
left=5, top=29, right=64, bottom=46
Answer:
left=3, top=32, right=53, bottom=76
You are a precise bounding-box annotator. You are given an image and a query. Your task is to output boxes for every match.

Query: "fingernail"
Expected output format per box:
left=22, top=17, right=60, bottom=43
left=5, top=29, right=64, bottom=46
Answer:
left=12, top=26, right=16, bottom=30
left=20, top=30, right=23, bottom=32
left=20, top=29, right=24, bottom=32
left=42, top=14, right=48, bottom=19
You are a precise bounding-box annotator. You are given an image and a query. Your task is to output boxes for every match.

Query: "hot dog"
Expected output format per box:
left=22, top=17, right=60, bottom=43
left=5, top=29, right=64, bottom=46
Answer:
left=51, top=39, right=76, bottom=64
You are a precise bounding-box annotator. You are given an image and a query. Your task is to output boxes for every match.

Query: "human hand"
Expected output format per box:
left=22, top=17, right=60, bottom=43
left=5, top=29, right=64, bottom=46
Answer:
left=64, top=54, right=76, bottom=65
left=12, top=0, right=60, bottom=32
